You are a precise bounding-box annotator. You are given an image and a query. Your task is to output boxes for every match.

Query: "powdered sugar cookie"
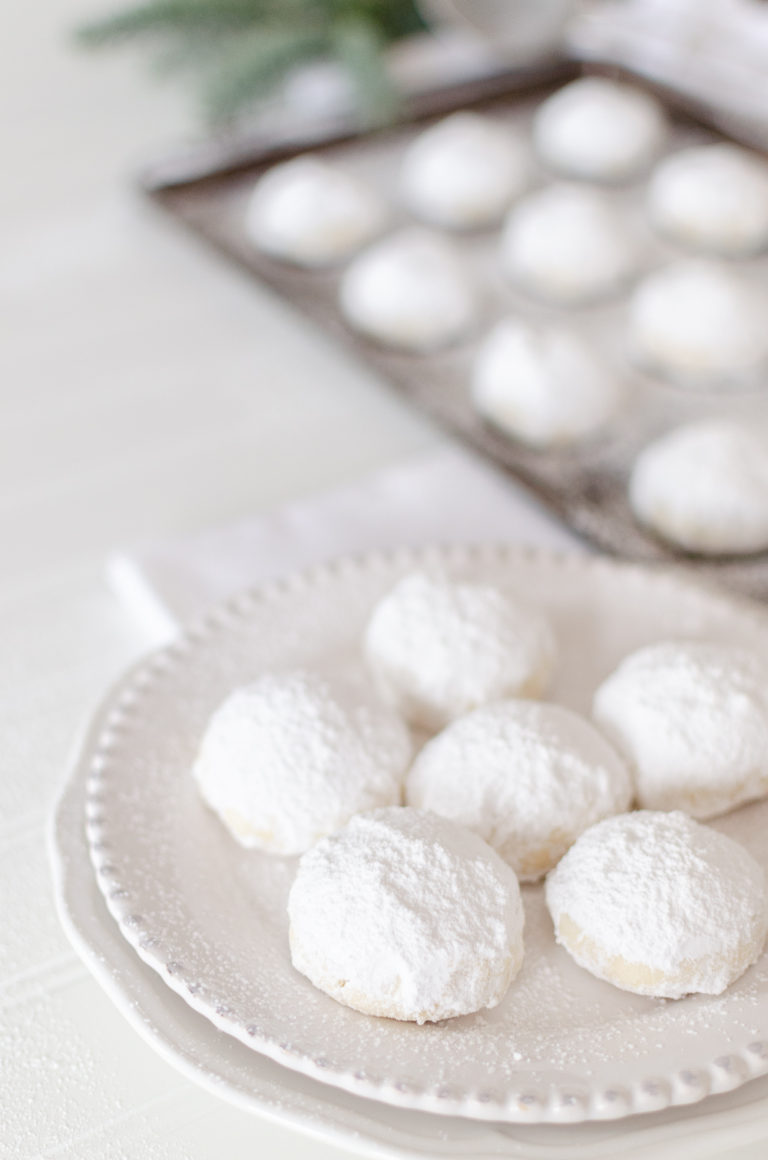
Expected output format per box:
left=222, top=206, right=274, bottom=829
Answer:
left=193, top=670, right=412, bottom=854
left=630, top=420, right=768, bottom=556
left=593, top=640, right=768, bottom=818
left=246, top=156, right=386, bottom=267
left=648, top=143, right=768, bottom=257
left=288, top=806, right=525, bottom=1022
left=533, top=77, right=665, bottom=181
left=364, top=571, right=555, bottom=730
left=546, top=810, right=768, bottom=998
left=501, top=185, right=637, bottom=303
left=627, top=261, right=767, bottom=387
left=406, top=700, right=633, bottom=880
left=472, top=318, right=622, bottom=448
left=399, top=112, right=528, bottom=229
left=339, top=229, right=478, bottom=352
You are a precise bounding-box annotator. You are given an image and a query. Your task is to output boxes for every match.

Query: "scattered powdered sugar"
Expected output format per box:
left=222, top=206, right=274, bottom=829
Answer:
left=364, top=571, right=555, bottom=731
left=629, top=419, right=768, bottom=556
left=288, top=807, right=524, bottom=1024
left=593, top=639, right=768, bottom=818
left=193, top=670, right=412, bottom=855
left=406, top=700, right=632, bottom=881
left=546, top=811, right=768, bottom=999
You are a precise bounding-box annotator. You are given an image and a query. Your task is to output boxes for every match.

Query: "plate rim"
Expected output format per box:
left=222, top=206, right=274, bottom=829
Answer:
left=80, top=542, right=768, bottom=1124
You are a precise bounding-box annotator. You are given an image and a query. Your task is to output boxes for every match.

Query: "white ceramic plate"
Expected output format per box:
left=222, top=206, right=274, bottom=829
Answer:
left=82, top=545, right=768, bottom=1124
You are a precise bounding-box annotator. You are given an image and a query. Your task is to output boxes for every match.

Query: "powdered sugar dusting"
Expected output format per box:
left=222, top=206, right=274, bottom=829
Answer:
left=288, top=807, right=524, bottom=1023
left=84, top=546, right=768, bottom=1121
left=593, top=640, right=768, bottom=818
left=546, top=811, right=768, bottom=998
left=194, top=670, right=412, bottom=854
left=406, top=700, right=632, bottom=880
left=364, top=571, right=555, bottom=730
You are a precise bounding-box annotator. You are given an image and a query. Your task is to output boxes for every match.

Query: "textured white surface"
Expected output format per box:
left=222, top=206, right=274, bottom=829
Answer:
left=364, top=571, right=555, bottom=729
left=406, top=700, right=632, bottom=880
left=193, top=671, right=412, bottom=853
left=83, top=545, right=768, bottom=1123
left=547, top=811, right=768, bottom=998
left=593, top=639, right=768, bottom=818
left=289, top=806, right=524, bottom=1022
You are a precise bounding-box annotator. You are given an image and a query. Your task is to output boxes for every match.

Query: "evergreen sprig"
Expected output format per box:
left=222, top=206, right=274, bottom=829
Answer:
left=77, top=0, right=427, bottom=125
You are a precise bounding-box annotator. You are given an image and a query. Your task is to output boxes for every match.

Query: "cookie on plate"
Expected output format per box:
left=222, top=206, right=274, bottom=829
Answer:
left=546, top=810, right=768, bottom=998
left=364, top=571, right=555, bottom=730
left=593, top=639, right=768, bottom=818
left=288, top=806, right=525, bottom=1022
left=407, top=700, right=633, bottom=880
left=193, top=670, right=412, bottom=854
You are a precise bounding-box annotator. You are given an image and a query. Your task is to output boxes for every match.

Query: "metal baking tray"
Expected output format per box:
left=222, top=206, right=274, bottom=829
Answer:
left=143, top=59, right=768, bottom=600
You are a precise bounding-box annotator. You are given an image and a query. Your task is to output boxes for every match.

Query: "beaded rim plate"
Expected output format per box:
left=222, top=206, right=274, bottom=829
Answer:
left=83, top=544, right=768, bottom=1123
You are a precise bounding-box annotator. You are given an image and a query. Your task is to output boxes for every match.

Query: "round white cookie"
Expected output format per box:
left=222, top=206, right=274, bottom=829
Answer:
left=593, top=639, right=768, bottom=818
left=627, top=261, right=767, bottom=387
left=501, top=185, right=637, bottom=303
left=193, top=670, right=412, bottom=854
left=339, top=229, right=478, bottom=352
left=648, top=143, right=768, bottom=257
left=406, top=701, right=633, bottom=881
left=533, top=76, right=665, bottom=181
left=630, top=420, right=768, bottom=556
left=546, top=810, right=768, bottom=998
left=364, top=571, right=556, bottom=731
left=399, top=112, right=529, bottom=229
left=246, top=156, right=387, bottom=267
left=472, top=318, right=622, bottom=448
left=288, top=806, right=525, bottom=1022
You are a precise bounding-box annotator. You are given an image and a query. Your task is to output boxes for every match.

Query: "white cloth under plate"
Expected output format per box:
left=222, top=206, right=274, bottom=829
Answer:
left=108, top=445, right=582, bottom=639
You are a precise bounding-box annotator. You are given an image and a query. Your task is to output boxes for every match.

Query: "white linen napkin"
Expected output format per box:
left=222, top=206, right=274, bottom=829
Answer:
left=109, top=445, right=584, bottom=640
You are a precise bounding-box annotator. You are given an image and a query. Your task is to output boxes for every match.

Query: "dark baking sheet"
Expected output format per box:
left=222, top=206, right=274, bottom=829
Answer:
left=143, top=59, right=768, bottom=600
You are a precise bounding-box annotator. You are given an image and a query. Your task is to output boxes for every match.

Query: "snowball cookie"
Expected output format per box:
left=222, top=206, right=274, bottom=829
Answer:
left=339, top=228, right=478, bottom=352
left=628, top=261, right=767, bottom=387
left=630, top=420, right=768, bottom=556
left=533, top=76, right=665, bottom=181
left=501, top=185, right=637, bottom=303
left=593, top=640, right=768, bottom=819
left=288, top=806, right=525, bottom=1022
left=246, top=156, right=386, bottom=267
left=546, top=810, right=768, bottom=998
left=406, top=701, right=633, bottom=881
left=472, top=318, right=621, bottom=448
left=193, top=670, right=412, bottom=854
left=364, top=571, right=556, bottom=731
left=399, top=112, right=529, bottom=230
left=648, top=143, right=768, bottom=257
